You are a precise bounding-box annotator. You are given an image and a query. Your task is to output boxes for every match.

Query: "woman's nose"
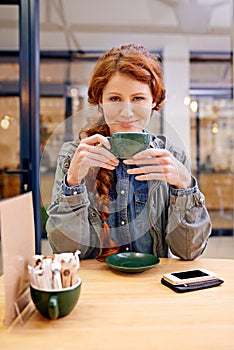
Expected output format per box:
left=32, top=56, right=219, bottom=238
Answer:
left=119, top=102, right=134, bottom=118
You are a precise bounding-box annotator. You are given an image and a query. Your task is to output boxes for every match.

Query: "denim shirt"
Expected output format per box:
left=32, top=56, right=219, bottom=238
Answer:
left=107, top=161, right=153, bottom=254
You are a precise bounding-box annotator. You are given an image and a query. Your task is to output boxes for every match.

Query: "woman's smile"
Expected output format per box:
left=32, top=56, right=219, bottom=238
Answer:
left=116, top=119, right=140, bottom=128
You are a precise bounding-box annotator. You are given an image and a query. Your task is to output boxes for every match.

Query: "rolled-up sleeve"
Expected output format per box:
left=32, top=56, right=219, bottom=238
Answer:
left=166, top=188, right=212, bottom=260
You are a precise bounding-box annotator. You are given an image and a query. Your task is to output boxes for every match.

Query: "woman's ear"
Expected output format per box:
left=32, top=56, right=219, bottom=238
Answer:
left=98, top=102, right=103, bottom=114
left=152, top=101, right=157, bottom=109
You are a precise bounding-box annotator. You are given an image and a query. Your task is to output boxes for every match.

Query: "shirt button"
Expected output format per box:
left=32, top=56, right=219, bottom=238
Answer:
left=63, top=162, right=70, bottom=169
left=120, top=190, right=125, bottom=195
left=121, top=220, right=125, bottom=225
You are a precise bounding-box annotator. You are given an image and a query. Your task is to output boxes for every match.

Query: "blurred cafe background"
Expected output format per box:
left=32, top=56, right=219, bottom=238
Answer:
left=0, top=0, right=233, bottom=269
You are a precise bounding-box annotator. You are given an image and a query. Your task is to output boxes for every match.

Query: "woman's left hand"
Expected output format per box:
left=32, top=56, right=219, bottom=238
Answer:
left=123, top=148, right=192, bottom=189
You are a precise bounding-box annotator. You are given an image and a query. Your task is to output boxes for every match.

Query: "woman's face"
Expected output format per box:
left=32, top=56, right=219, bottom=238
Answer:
left=101, top=72, right=156, bottom=135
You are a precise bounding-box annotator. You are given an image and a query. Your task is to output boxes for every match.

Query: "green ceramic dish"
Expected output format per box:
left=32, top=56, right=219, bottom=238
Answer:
left=105, top=252, right=160, bottom=273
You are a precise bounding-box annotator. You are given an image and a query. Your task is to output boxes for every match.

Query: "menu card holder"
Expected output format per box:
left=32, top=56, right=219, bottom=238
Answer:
left=13, top=285, right=35, bottom=326
left=0, top=192, right=36, bottom=327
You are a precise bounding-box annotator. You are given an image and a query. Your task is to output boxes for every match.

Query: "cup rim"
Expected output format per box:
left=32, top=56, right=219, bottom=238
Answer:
left=112, top=131, right=149, bottom=136
left=30, top=277, right=82, bottom=292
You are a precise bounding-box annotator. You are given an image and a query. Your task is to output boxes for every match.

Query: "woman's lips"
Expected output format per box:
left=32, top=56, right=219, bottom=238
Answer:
left=117, top=121, right=138, bottom=128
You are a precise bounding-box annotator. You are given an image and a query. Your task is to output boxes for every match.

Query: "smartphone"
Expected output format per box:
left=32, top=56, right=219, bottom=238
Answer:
left=162, top=268, right=217, bottom=285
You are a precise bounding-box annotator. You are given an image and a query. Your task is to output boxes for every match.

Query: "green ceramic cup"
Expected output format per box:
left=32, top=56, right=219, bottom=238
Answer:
left=30, top=278, right=82, bottom=320
left=107, top=132, right=151, bottom=159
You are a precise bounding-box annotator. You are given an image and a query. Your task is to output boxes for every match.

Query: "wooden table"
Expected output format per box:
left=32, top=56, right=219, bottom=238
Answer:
left=1, top=258, right=234, bottom=350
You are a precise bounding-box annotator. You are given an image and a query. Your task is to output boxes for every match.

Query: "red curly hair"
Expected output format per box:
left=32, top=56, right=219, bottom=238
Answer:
left=88, top=44, right=165, bottom=110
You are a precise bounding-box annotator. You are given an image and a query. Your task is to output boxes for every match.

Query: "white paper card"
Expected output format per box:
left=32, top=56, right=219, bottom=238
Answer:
left=0, top=192, right=35, bottom=327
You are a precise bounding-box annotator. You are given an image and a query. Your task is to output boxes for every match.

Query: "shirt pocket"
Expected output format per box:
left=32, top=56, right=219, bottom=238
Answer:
left=134, top=191, right=148, bottom=216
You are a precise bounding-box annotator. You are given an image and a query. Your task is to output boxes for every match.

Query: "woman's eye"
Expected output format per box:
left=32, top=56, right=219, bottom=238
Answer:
left=109, top=96, right=121, bottom=102
left=133, top=96, right=145, bottom=101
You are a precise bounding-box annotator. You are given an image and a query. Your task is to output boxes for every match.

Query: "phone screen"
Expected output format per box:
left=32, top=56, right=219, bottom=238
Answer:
left=171, top=270, right=210, bottom=280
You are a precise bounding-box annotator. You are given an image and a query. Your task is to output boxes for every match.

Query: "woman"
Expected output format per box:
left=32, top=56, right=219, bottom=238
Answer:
left=46, top=44, right=211, bottom=261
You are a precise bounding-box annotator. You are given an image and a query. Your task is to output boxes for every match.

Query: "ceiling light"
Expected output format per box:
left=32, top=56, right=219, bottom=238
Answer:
left=211, top=122, right=218, bottom=134
left=0, top=115, right=10, bottom=130
left=190, top=100, right=198, bottom=113
left=184, top=95, right=191, bottom=106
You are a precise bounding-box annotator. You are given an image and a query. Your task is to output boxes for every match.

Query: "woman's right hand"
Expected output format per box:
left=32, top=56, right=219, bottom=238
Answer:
left=66, top=134, right=119, bottom=186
